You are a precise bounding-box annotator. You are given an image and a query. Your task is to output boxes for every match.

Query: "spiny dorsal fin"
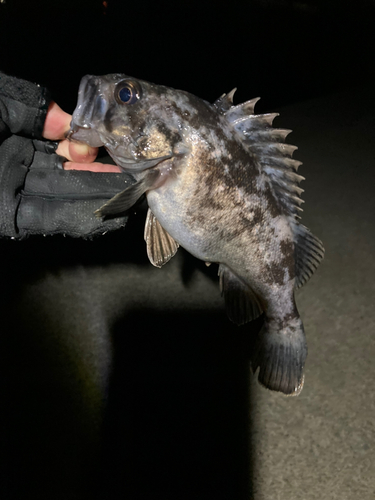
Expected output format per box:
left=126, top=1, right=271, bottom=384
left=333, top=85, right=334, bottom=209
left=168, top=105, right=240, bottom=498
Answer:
left=224, top=96, right=304, bottom=220
left=224, top=94, right=324, bottom=285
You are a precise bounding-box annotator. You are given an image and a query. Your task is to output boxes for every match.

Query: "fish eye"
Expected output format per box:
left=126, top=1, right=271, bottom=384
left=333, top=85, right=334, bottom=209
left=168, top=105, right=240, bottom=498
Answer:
left=115, top=80, right=142, bottom=105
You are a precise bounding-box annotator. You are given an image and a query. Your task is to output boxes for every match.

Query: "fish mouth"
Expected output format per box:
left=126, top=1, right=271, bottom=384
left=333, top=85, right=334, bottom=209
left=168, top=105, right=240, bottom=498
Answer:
left=107, top=150, right=173, bottom=173
left=69, top=75, right=109, bottom=147
left=68, top=121, right=173, bottom=173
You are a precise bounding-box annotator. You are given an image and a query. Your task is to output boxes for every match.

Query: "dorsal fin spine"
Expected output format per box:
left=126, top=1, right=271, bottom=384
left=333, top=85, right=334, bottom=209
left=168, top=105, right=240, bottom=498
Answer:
left=213, top=88, right=238, bottom=113
left=262, top=156, right=303, bottom=171
left=263, top=166, right=305, bottom=184
left=224, top=97, right=261, bottom=120
left=226, top=88, right=237, bottom=103
left=275, top=183, right=304, bottom=196
left=232, top=113, right=279, bottom=127
left=242, top=129, right=293, bottom=142
left=251, top=143, right=298, bottom=158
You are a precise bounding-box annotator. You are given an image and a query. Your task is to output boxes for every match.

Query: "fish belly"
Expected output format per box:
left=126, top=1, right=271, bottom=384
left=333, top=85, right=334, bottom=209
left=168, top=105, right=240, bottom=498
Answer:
left=146, top=188, right=220, bottom=262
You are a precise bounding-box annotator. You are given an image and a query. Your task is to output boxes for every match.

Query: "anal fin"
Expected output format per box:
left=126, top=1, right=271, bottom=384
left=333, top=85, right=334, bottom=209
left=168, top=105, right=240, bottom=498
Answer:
left=218, top=264, right=262, bottom=325
left=144, top=208, right=179, bottom=268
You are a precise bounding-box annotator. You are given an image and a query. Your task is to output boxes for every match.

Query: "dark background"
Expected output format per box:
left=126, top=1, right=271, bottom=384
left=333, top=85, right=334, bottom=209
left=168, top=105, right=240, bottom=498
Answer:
left=1, top=0, right=374, bottom=112
left=0, top=1, right=374, bottom=499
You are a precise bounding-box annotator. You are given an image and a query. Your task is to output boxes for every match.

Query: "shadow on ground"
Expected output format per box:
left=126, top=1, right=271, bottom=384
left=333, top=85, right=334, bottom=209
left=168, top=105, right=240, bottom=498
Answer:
left=92, top=309, right=262, bottom=500
left=1, top=222, right=263, bottom=499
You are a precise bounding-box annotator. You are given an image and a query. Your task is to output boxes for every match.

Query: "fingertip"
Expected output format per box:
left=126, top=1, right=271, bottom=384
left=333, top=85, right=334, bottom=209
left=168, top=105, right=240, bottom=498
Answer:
left=69, top=142, right=98, bottom=163
left=64, top=162, right=122, bottom=172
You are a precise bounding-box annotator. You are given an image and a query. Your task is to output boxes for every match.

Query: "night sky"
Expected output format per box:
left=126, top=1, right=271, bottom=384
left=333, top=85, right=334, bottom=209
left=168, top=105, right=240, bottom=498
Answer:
left=1, top=0, right=374, bottom=113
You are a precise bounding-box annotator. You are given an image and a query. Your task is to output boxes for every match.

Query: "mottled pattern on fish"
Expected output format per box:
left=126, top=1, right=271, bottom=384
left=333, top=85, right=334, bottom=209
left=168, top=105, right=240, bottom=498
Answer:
left=69, top=74, right=324, bottom=395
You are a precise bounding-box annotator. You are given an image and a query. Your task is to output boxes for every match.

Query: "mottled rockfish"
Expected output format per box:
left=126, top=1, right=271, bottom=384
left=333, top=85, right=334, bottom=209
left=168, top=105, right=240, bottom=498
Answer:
left=69, top=74, right=324, bottom=395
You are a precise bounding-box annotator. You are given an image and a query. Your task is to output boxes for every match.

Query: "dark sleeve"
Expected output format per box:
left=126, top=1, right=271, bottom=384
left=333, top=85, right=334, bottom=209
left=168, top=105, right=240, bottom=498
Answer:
left=0, top=71, right=51, bottom=139
left=0, top=71, right=51, bottom=237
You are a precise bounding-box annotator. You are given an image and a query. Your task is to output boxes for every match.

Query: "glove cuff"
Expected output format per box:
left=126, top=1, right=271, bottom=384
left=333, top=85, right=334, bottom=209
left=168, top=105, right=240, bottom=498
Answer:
left=0, top=72, right=51, bottom=138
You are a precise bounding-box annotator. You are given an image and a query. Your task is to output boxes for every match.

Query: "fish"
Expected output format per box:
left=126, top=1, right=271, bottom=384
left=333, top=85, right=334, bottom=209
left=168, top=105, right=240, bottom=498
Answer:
left=69, top=74, right=324, bottom=396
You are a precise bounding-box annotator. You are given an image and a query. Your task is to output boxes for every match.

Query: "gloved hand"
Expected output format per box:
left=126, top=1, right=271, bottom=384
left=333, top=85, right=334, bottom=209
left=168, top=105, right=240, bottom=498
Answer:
left=0, top=71, right=133, bottom=239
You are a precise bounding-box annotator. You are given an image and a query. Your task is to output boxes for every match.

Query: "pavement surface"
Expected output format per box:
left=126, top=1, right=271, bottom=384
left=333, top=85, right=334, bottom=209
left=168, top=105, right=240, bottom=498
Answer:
left=1, top=85, right=374, bottom=499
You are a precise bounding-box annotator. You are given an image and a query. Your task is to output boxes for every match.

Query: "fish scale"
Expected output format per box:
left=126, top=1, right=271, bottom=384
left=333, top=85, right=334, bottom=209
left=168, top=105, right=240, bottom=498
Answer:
left=70, top=74, right=324, bottom=395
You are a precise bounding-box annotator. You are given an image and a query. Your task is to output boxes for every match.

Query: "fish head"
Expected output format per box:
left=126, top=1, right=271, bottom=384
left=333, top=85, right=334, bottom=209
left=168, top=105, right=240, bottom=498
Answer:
left=69, top=74, right=195, bottom=171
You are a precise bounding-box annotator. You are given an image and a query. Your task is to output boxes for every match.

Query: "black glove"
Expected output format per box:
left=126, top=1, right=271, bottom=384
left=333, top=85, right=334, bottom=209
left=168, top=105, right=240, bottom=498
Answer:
left=0, top=71, right=133, bottom=239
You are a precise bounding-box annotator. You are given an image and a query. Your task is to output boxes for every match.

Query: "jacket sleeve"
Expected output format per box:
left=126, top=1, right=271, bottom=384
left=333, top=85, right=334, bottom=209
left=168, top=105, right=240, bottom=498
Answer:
left=0, top=71, right=51, bottom=237
left=0, top=71, right=51, bottom=139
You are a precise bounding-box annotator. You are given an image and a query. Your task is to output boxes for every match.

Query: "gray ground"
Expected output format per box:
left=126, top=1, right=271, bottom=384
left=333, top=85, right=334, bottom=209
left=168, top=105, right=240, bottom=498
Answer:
left=1, top=86, right=374, bottom=499
left=251, top=86, right=375, bottom=499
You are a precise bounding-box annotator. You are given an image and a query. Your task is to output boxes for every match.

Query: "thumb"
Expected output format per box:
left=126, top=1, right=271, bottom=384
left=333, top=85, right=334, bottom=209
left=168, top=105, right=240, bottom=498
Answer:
left=43, top=101, right=99, bottom=163
left=42, top=101, right=71, bottom=140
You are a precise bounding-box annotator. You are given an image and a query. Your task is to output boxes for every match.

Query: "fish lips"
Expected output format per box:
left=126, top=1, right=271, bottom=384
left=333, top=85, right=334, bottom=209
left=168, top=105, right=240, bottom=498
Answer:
left=68, top=125, right=104, bottom=148
left=68, top=74, right=113, bottom=146
left=68, top=125, right=172, bottom=174
left=104, top=150, right=173, bottom=173
left=69, top=118, right=175, bottom=174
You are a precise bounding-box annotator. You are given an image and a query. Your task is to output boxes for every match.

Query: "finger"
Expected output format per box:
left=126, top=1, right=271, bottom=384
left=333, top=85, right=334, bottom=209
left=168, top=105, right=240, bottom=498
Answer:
left=43, top=101, right=72, bottom=140
left=57, top=139, right=98, bottom=163
left=63, top=162, right=122, bottom=173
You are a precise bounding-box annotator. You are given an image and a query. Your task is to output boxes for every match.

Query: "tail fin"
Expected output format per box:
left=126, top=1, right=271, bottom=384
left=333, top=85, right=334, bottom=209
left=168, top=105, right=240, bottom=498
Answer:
left=251, top=316, right=307, bottom=396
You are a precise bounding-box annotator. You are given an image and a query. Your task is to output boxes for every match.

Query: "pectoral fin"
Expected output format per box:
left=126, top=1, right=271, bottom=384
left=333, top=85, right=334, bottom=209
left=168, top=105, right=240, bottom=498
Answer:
left=218, top=264, right=263, bottom=325
left=144, top=208, right=179, bottom=268
left=95, top=169, right=159, bottom=218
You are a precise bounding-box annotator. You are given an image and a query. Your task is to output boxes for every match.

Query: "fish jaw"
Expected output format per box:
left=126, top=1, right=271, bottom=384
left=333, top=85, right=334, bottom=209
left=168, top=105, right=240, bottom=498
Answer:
left=69, top=75, right=109, bottom=147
